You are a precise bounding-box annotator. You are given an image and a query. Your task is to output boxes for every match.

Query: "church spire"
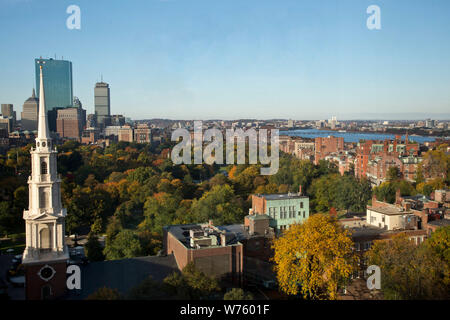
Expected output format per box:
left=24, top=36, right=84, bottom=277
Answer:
left=37, top=65, right=50, bottom=140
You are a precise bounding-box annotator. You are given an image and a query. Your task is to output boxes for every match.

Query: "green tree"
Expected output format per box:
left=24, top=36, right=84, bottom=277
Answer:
left=223, top=288, right=254, bottom=300
left=366, top=234, right=447, bottom=299
left=190, top=184, right=244, bottom=225
left=86, top=287, right=121, bottom=300
left=103, top=229, right=142, bottom=260
left=84, top=234, right=105, bottom=262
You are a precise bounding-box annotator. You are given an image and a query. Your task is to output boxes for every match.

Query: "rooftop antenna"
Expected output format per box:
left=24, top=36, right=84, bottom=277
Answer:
left=101, top=74, right=103, bottom=82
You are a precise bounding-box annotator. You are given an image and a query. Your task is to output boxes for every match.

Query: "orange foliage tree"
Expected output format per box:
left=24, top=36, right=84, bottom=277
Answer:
left=272, top=214, right=356, bottom=299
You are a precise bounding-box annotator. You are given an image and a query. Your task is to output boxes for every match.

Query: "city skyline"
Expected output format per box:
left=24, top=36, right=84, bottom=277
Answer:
left=1, top=0, right=450, bottom=120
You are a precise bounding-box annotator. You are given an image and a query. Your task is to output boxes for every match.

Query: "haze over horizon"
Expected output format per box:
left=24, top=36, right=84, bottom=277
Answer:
left=1, top=0, right=449, bottom=120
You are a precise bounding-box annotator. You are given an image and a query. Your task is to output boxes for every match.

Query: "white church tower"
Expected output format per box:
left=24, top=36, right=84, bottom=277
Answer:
left=23, top=62, right=69, bottom=300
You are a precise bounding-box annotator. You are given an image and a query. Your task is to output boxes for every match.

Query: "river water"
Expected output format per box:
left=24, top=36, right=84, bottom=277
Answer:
left=283, top=129, right=445, bottom=144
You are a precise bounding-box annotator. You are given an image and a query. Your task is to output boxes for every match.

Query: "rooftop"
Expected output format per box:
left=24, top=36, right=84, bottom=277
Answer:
left=255, top=193, right=308, bottom=201
left=428, top=219, right=450, bottom=227
left=165, top=222, right=260, bottom=249
left=368, top=205, right=418, bottom=216
left=69, top=255, right=178, bottom=300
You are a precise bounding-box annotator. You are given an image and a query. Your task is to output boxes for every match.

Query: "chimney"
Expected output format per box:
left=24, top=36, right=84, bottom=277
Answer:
left=220, top=233, right=227, bottom=247
left=421, top=209, right=429, bottom=228
left=395, top=189, right=402, bottom=205
left=372, top=194, right=378, bottom=207
left=209, top=220, right=214, bottom=227
left=298, top=185, right=303, bottom=196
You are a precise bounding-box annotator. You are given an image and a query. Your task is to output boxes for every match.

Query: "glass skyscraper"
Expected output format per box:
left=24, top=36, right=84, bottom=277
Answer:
left=35, top=58, right=73, bottom=112
left=35, top=58, right=73, bottom=131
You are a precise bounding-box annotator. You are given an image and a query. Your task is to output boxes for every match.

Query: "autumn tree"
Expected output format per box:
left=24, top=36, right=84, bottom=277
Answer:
left=423, top=226, right=450, bottom=293
left=366, top=233, right=447, bottom=300
left=272, top=214, right=356, bottom=299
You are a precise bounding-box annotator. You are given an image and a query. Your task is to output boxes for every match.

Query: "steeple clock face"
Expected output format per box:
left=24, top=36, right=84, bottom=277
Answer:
left=37, top=265, right=56, bottom=282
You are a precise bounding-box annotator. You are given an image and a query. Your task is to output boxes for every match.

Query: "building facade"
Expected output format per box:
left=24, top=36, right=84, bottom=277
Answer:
left=35, top=58, right=73, bottom=112
left=94, top=82, right=111, bottom=126
left=1, top=104, right=15, bottom=126
left=134, top=124, right=152, bottom=143
left=314, top=136, right=344, bottom=165
left=21, top=89, right=39, bottom=131
left=56, top=107, right=84, bottom=140
left=251, top=192, right=309, bottom=233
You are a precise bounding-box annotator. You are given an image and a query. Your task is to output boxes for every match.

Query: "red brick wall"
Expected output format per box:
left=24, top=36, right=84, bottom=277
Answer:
left=25, top=261, right=67, bottom=300
left=314, top=136, right=344, bottom=165
left=252, top=195, right=266, bottom=214
left=166, top=231, right=189, bottom=270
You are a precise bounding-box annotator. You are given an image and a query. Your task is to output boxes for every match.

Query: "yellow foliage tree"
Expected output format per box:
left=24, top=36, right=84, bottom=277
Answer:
left=272, top=214, right=356, bottom=300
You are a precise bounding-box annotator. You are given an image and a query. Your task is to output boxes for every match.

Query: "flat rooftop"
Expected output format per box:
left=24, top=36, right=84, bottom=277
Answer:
left=368, top=205, right=417, bottom=216
left=255, top=193, right=308, bottom=201
left=165, top=223, right=254, bottom=249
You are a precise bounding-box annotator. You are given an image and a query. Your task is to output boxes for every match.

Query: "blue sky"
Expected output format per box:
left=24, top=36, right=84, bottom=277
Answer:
left=0, top=0, right=449, bottom=120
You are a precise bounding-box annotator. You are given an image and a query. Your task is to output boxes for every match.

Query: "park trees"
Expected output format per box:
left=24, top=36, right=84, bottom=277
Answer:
left=189, top=184, right=245, bottom=226
left=103, top=229, right=142, bottom=260
left=272, top=214, right=356, bottom=299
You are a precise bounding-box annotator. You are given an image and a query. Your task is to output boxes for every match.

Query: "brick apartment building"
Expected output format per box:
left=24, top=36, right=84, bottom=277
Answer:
left=314, top=136, right=344, bottom=165
left=355, top=135, right=421, bottom=185
left=134, top=124, right=151, bottom=143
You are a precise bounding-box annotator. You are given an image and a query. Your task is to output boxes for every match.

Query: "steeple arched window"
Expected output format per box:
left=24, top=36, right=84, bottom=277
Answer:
left=41, top=161, right=48, bottom=175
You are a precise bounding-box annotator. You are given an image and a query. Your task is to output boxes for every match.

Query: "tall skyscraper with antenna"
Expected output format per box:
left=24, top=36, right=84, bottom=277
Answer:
left=94, top=81, right=111, bottom=127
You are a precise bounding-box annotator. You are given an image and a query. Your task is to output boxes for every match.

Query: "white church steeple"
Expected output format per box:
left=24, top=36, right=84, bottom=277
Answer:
left=37, top=65, right=50, bottom=141
left=22, top=62, right=68, bottom=264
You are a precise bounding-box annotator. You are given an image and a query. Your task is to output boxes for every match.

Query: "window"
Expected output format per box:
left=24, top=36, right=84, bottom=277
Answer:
left=39, top=188, right=48, bottom=209
left=300, top=202, right=304, bottom=209
left=41, top=161, right=48, bottom=174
